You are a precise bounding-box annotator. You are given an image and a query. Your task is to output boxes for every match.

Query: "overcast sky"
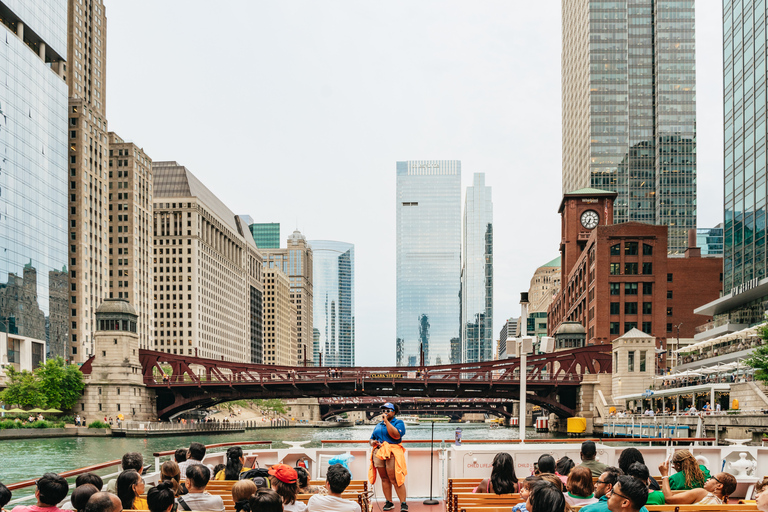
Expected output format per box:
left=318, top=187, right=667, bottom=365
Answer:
left=105, top=2, right=724, bottom=367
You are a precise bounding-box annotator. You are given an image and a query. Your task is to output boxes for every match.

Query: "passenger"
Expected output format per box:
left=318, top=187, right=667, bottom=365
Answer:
left=71, top=485, right=100, bottom=512
left=11, top=473, right=69, bottom=512
left=247, top=490, right=283, bottom=512
left=665, top=450, right=710, bottom=490
left=580, top=467, right=623, bottom=512
left=617, top=448, right=659, bottom=490
left=173, top=450, right=187, bottom=465
left=116, top=470, right=147, bottom=511
left=536, top=455, right=556, bottom=475
left=577, top=441, right=608, bottom=477
left=212, top=465, right=226, bottom=480
left=538, top=473, right=564, bottom=492
left=76, top=474, right=104, bottom=491
left=473, top=452, right=519, bottom=494
left=658, top=463, right=735, bottom=505
left=512, top=476, right=542, bottom=512
left=107, top=453, right=144, bottom=493
left=160, top=461, right=187, bottom=496
left=0, top=482, right=11, bottom=512
left=214, top=447, right=252, bottom=480
left=232, top=480, right=258, bottom=512
left=84, top=493, right=123, bottom=512
left=526, top=481, right=566, bottom=512
left=177, top=464, right=224, bottom=512
left=755, top=478, right=768, bottom=512
left=626, top=463, right=663, bottom=505
left=294, top=467, right=324, bottom=495
left=555, top=457, right=575, bottom=486
left=606, top=476, right=647, bottom=512
left=268, top=464, right=306, bottom=512
left=565, top=466, right=597, bottom=506
left=147, top=482, right=176, bottom=512
left=178, top=443, right=213, bottom=479
left=306, top=464, right=361, bottom=512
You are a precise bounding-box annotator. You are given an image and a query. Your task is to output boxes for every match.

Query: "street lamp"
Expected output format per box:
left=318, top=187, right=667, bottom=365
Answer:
left=674, top=323, right=683, bottom=370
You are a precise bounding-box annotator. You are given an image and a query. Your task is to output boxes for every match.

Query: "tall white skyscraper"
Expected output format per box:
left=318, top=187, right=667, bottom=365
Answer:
left=461, top=173, right=493, bottom=363
left=396, top=160, right=461, bottom=366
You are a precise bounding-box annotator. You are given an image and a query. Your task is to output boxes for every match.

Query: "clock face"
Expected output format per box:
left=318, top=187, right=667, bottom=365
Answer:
left=581, top=210, right=599, bottom=229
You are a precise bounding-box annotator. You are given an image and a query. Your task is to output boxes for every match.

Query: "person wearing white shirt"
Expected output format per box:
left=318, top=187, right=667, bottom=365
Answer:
left=307, top=465, right=361, bottom=512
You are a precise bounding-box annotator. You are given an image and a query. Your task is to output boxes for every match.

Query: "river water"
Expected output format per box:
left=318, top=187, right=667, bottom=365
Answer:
left=0, top=423, right=561, bottom=489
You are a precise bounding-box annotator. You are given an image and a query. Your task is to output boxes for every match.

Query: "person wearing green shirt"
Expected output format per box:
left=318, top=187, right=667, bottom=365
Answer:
left=625, top=461, right=665, bottom=505
left=667, top=450, right=710, bottom=490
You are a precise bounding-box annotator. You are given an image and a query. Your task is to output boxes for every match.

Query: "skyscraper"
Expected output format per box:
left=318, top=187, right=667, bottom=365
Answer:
left=310, top=240, right=354, bottom=367
left=396, top=160, right=461, bottom=366
left=249, top=223, right=281, bottom=249
left=562, top=1, right=697, bottom=254
left=0, top=0, right=69, bottom=361
left=461, top=173, right=493, bottom=363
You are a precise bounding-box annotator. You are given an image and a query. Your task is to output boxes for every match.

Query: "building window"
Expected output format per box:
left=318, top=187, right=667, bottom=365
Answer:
left=642, top=262, right=653, bottom=275
left=610, top=283, right=620, bottom=295
left=628, top=351, right=635, bottom=372
left=667, top=323, right=673, bottom=333
left=625, top=242, right=638, bottom=255
left=640, top=351, right=647, bottom=372
left=610, top=322, right=620, bottom=335
left=625, top=322, right=637, bottom=332
left=643, top=244, right=653, bottom=255
left=667, top=307, right=673, bottom=316
left=625, top=263, right=638, bottom=274
left=642, top=321, right=652, bottom=333
left=610, top=263, right=621, bottom=275
left=642, top=282, right=653, bottom=295
left=625, top=302, right=638, bottom=314
left=642, top=302, right=652, bottom=314
left=610, top=302, right=620, bottom=315
left=611, top=244, right=621, bottom=256
left=625, top=283, right=638, bottom=295
left=667, top=273, right=673, bottom=282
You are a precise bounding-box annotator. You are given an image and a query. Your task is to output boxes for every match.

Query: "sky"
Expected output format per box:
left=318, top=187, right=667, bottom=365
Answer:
left=105, top=2, right=724, bottom=367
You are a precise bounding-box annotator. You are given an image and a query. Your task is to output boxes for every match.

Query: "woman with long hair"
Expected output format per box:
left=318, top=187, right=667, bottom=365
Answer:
left=268, top=464, right=305, bottom=512
left=473, top=452, right=519, bottom=494
left=294, top=467, right=324, bottom=495
left=565, top=466, right=597, bottom=506
left=214, top=446, right=252, bottom=480
left=232, top=480, right=258, bottom=512
left=659, top=462, right=735, bottom=505
left=147, top=481, right=176, bottom=512
left=160, top=460, right=187, bottom=496
left=617, top=448, right=660, bottom=490
left=116, top=470, right=147, bottom=511
left=666, top=450, right=710, bottom=490
left=555, top=457, right=575, bottom=486
left=527, top=481, right=566, bottom=512
left=70, top=484, right=100, bottom=512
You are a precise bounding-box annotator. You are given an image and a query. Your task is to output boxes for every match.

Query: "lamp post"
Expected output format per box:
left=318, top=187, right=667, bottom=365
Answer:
left=674, top=323, right=683, bottom=370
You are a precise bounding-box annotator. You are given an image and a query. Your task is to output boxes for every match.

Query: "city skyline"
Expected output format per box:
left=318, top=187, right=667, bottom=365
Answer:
left=4, top=1, right=724, bottom=366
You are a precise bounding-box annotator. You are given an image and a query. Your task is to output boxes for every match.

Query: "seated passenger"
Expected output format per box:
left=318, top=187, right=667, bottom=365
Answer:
left=247, top=490, right=283, bottom=512
left=107, top=453, right=144, bottom=493
left=555, top=457, right=575, bottom=486
left=538, top=473, right=564, bottom=492
left=294, top=467, right=324, bottom=495
left=178, top=443, right=213, bottom=479
left=177, top=464, right=224, bottom=512
left=536, top=455, right=556, bottom=476
left=565, top=466, right=598, bottom=506
left=0, top=483, right=11, bottom=512
left=116, top=470, right=147, bottom=511
left=580, top=467, right=624, bottom=512
left=214, top=447, right=251, bottom=480
left=665, top=450, right=710, bottom=490
left=526, top=481, right=566, bottom=512
left=173, top=450, right=187, bottom=465
left=160, top=461, right=187, bottom=497
left=473, top=453, right=519, bottom=494
left=658, top=463, right=735, bottom=505
left=268, top=465, right=306, bottom=512
left=83, top=492, right=122, bottom=512
left=147, top=482, right=176, bottom=512
left=756, top=477, right=768, bottom=512
left=626, top=463, right=663, bottom=505
left=512, top=476, right=542, bottom=512
left=11, top=473, right=69, bottom=512
left=231, top=480, right=258, bottom=512
left=577, top=441, right=608, bottom=477
left=75, top=474, right=104, bottom=491
left=617, top=448, right=659, bottom=490
left=71, top=485, right=100, bottom=512
left=606, top=476, right=647, bottom=512
left=306, top=464, right=361, bottom=512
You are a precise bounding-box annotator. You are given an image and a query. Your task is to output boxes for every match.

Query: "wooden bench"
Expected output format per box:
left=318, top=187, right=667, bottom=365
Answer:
left=309, top=479, right=368, bottom=492
left=569, top=506, right=758, bottom=512
left=448, top=478, right=484, bottom=495
left=452, top=492, right=522, bottom=512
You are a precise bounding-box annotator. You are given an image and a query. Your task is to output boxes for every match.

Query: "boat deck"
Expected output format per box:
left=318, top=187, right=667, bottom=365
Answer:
left=371, top=498, right=447, bottom=512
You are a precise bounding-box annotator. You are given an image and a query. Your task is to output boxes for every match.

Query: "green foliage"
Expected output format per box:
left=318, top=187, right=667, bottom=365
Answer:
left=0, top=419, right=64, bottom=430
left=256, top=399, right=287, bottom=414
left=745, top=323, right=768, bottom=386
left=88, top=420, right=110, bottom=429
left=220, top=400, right=253, bottom=411
left=0, top=357, right=84, bottom=410
left=0, top=419, right=21, bottom=429
left=60, top=415, right=75, bottom=424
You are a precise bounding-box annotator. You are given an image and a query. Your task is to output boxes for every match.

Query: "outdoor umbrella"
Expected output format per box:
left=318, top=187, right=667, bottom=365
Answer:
left=4, top=408, right=25, bottom=413
left=27, top=408, right=47, bottom=413
left=43, top=408, right=62, bottom=413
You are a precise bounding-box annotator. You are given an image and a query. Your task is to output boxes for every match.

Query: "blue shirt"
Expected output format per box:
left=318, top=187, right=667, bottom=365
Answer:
left=579, top=495, right=649, bottom=512
left=512, top=503, right=527, bottom=512
left=370, top=417, right=405, bottom=444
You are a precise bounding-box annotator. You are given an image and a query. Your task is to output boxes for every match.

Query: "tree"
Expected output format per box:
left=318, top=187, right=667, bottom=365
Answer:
left=0, top=367, right=42, bottom=408
left=746, top=323, right=768, bottom=386
left=0, top=357, right=84, bottom=410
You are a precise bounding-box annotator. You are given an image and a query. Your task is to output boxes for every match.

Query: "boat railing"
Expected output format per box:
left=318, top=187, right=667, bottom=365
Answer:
left=320, top=437, right=717, bottom=445
left=152, top=440, right=274, bottom=472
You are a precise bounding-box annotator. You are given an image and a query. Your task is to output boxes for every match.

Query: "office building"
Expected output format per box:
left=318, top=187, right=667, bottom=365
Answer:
left=562, top=1, right=697, bottom=254
left=548, top=189, right=722, bottom=360
left=66, top=0, right=109, bottom=362
left=528, top=256, right=562, bottom=314
left=0, top=0, right=68, bottom=363
left=696, top=225, right=724, bottom=256
left=694, top=1, right=768, bottom=339
left=262, top=267, right=298, bottom=366
left=249, top=223, right=280, bottom=249
left=262, top=230, right=313, bottom=366
left=396, top=160, right=461, bottom=366
left=461, top=173, right=493, bottom=363
left=310, top=240, right=354, bottom=367
left=107, top=133, right=153, bottom=349
left=152, top=161, right=264, bottom=363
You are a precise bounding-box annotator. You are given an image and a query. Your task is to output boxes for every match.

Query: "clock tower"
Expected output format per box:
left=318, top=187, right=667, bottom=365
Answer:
left=558, top=188, right=617, bottom=276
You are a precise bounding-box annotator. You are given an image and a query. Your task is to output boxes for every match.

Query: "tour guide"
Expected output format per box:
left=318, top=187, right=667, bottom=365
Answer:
left=368, top=402, right=408, bottom=512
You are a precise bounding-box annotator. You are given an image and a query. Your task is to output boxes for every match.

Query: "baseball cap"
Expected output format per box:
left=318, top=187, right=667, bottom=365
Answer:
left=380, top=402, right=395, bottom=411
left=268, top=463, right=298, bottom=484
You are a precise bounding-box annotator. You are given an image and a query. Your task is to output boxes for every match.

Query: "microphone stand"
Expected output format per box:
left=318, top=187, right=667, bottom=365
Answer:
left=423, top=420, right=439, bottom=505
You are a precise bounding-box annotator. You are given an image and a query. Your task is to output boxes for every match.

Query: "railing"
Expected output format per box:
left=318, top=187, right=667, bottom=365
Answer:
left=652, top=372, right=755, bottom=390
left=114, top=420, right=248, bottom=431
left=676, top=339, right=761, bottom=366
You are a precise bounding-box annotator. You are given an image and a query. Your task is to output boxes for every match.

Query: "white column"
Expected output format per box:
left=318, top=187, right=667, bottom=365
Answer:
left=16, top=21, right=24, bottom=39
left=39, top=42, right=46, bottom=60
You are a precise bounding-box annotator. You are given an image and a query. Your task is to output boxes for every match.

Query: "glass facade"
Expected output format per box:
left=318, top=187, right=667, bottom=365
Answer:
left=396, top=160, right=461, bottom=366
left=724, top=0, right=768, bottom=291
left=461, top=173, right=493, bottom=363
left=249, top=223, right=281, bottom=249
left=0, top=1, right=69, bottom=360
left=697, top=225, right=724, bottom=255
left=310, top=240, right=354, bottom=367
left=563, top=1, right=697, bottom=254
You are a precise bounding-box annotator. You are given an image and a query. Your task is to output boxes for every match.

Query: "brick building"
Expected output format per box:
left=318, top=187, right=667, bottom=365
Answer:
left=548, top=189, right=722, bottom=361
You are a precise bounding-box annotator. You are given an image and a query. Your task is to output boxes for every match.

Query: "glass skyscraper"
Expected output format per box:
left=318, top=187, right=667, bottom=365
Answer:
left=0, top=0, right=69, bottom=360
left=697, top=225, right=724, bottom=256
left=310, top=240, right=354, bottom=367
left=562, top=1, right=697, bottom=254
left=396, top=160, right=461, bottom=367
left=249, top=223, right=281, bottom=249
left=461, top=173, right=493, bottom=363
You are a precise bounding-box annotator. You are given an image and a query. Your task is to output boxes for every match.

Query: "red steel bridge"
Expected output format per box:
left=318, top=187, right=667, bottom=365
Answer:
left=82, top=345, right=611, bottom=419
left=318, top=397, right=528, bottom=421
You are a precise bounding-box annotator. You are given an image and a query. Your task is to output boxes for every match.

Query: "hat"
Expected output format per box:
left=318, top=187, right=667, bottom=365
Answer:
left=380, top=402, right=395, bottom=411
left=268, top=464, right=298, bottom=484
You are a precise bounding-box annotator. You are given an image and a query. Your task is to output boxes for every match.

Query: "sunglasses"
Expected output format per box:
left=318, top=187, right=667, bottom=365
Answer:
left=709, top=476, right=723, bottom=484
left=608, top=488, right=631, bottom=501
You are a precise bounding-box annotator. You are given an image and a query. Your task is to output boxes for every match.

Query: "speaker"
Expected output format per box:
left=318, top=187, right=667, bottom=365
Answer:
left=540, top=336, right=555, bottom=354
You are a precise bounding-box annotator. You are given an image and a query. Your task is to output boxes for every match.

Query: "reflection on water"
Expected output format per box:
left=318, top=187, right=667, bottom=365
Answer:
left=0, top=423, right=563, bottom=487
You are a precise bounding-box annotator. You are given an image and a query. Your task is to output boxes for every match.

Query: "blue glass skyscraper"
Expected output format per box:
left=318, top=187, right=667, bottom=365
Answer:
left=396, top=160, right=461, bottom=366
left=310, top=240, right=354, bottom=367
left=0, top=0, right=69, bottom=361
left=461, top=173, right=493, bottom=363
